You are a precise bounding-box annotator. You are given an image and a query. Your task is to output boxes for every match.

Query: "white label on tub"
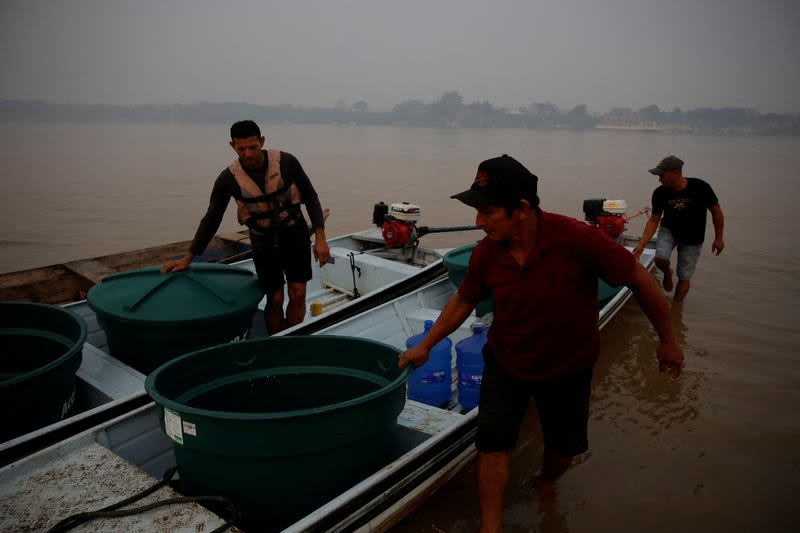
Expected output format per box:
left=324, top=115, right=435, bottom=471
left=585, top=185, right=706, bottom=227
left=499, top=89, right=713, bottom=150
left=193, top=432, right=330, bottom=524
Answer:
left=182, top=421, right=197, bottom=436
left=164, top=408, right=183, bottom=445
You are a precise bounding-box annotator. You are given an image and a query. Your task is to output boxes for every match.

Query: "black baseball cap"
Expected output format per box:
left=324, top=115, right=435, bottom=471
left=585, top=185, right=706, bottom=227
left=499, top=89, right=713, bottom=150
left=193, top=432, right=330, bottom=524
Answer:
left=649, top=155, right=684, bottom=176
left=451, top=154, right=538, bottom=209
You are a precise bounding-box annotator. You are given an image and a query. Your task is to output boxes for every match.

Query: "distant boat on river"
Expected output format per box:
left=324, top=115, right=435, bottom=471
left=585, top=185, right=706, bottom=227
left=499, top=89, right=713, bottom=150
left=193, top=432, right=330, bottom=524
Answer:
left=594, top=123, right=662, bottom=132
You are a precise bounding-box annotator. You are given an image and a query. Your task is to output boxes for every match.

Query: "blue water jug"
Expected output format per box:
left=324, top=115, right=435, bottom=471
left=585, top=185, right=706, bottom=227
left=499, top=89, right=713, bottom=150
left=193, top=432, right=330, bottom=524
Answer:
left=456, top=323, right=488, bottom=411
left=405, top=320, right=452, bottom=407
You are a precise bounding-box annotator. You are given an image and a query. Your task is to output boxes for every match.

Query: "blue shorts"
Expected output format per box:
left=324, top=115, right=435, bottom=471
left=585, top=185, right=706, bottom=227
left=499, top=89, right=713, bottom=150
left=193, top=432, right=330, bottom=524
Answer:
left=656, top=227, right=703, bottom=280
left=476, top=350, right=593, bottom=456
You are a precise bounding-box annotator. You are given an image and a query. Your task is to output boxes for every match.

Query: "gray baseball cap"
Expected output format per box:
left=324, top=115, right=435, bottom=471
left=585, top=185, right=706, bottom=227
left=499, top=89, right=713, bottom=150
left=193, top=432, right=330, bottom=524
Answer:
left=649, top=155, right=684, bottom=175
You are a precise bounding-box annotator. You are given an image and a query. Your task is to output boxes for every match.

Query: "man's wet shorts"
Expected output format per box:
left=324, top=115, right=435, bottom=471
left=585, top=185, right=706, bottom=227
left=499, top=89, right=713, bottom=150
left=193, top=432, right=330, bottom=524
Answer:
left=476, top=349, right=593, bottom=457
left=656, top=227, right=703, bottom=280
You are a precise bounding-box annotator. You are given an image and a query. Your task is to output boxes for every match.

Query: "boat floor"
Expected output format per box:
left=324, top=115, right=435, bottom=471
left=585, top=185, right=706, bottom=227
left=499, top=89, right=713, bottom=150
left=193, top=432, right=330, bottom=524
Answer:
left=0, top=395, right=467, bottom=532
left=0, top=440, right=231, bottom=532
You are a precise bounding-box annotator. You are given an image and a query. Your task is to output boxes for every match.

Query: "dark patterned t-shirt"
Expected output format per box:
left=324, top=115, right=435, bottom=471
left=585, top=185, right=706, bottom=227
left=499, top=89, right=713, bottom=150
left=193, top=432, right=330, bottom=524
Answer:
left=652, top=177, right=718, bottom=245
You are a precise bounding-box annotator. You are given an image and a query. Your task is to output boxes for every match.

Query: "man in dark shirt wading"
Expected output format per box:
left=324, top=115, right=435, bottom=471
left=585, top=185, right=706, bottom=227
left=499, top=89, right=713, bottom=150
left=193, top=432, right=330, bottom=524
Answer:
left=161, top=120, right=330, bottom=334
left=633, top=155, right=725, bottom=302
left=398, top=155, right=683, bottom=533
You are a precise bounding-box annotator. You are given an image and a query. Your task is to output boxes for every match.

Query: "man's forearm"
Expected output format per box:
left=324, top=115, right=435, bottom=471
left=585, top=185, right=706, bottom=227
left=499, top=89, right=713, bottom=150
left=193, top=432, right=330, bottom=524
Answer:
left=629, top=263, right=678, bottom=345
left=711, top=207, right=724, bottom=240
left=421, top=293, right=475, bottom=351
left=636, top=217, right=660, bottom=250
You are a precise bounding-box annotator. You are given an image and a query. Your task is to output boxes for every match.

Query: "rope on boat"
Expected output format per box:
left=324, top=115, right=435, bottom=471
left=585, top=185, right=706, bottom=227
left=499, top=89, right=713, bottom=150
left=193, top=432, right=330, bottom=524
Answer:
left=45, top=466, right=241, bottom=533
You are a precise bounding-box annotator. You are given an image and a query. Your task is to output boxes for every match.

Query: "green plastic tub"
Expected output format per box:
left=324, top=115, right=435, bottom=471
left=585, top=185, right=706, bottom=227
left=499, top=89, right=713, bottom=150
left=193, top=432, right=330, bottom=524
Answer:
left=598, top=279, right=623, bottom=306
left=0, top=302, right=86, bottom=442
left=443, top=242, right=494, bottom=316
left=145, top=335, right=411, bottom=527
left=87, top=263, right=263, bottom=374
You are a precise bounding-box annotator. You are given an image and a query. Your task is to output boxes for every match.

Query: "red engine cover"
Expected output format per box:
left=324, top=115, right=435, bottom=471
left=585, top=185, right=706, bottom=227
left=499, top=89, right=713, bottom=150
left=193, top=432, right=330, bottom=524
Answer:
left=382, top=220, right=413, bottom=247
left=595, top=214, right=626, bottom=239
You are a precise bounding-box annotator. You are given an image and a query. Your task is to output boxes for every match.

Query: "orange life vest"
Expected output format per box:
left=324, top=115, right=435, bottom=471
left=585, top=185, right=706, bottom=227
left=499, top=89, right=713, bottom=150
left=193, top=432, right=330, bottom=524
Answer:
left=230, top=149, right=302, bottom=236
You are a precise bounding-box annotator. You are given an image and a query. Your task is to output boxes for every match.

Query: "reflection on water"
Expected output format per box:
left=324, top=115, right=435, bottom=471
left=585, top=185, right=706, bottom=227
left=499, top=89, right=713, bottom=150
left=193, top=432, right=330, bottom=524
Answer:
left=505, top=483, right=569, bottom=533
left=592, top=303, right=703, bottom=436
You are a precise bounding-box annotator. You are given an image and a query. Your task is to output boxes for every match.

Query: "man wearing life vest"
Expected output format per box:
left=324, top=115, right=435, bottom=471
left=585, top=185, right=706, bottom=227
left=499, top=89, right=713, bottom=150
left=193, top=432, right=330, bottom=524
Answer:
left=161, top=120, right=330, bottom=334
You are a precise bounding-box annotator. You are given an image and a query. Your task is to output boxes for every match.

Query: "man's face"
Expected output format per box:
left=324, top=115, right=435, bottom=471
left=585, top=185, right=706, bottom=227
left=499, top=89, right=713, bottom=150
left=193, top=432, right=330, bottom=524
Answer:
left=475, top=204, right=518, bottom=240
left=230, top=136, right=266, bottom=169
left=658, top=169, right=681, bottom=189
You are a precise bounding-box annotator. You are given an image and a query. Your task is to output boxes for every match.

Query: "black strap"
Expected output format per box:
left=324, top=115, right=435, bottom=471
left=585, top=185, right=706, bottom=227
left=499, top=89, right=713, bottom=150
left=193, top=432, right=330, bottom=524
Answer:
left=46, top=467, right=241, bottom=533
left=238, top=181, right=294, bottom=203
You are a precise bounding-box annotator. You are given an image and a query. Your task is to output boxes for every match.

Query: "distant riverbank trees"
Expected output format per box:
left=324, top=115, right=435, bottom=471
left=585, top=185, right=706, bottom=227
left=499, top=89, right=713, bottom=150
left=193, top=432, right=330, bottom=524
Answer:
left=2, top=92, right=798, bottom=135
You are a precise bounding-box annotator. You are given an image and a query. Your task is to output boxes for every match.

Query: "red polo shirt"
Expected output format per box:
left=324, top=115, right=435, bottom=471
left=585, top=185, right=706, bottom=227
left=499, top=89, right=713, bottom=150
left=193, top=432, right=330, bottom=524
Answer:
left=459, top=210, right=636, bottom=382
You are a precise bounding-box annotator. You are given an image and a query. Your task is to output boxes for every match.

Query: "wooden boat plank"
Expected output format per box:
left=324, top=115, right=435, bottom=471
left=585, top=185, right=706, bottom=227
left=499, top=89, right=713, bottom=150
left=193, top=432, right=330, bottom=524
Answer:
left=63, top=258, right=116, bottom=285
left=94, top=232, right=250, bottom=270
left=0, top=230, right=253, bottom=304
left=0, top=265, right=89, bottom=305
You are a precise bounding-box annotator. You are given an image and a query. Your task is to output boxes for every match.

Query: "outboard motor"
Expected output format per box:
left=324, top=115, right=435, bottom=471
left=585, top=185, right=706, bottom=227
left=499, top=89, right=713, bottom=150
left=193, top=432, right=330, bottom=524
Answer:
left=372, top=200, right=479, bottom=248
left=380, top=202, right=422, bottom=248
left=583, top=198, right=629, bottom=240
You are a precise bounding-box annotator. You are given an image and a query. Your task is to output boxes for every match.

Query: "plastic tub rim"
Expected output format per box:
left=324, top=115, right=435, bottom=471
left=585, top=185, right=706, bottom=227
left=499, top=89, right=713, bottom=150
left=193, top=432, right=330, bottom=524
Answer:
left=144, top=335, right=411, bottom=421
left=87, top=263, right=264, bottom=327
left=0, top=302, right=87, bottom=388
left=442, top=241, right=478, bottom=269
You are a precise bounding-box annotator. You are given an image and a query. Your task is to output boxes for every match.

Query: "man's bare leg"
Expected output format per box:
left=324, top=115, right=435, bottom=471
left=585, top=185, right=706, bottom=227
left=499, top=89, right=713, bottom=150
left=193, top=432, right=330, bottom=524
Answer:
left=674, top=279, right=691, bottom=302
left=537, top=447, right=572, bottom=488
left=265, top=289, right=285, bottom=334
left=285, top=281, right=307, bottom=328
left=654, top=257, right=674, bottom=292
left=477, top=451, right=508, bottom=533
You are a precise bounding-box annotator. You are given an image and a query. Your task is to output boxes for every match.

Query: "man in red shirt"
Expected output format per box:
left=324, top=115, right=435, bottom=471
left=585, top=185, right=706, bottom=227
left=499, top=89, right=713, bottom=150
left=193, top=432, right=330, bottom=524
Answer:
left=399, top=155, right=683, bottom=533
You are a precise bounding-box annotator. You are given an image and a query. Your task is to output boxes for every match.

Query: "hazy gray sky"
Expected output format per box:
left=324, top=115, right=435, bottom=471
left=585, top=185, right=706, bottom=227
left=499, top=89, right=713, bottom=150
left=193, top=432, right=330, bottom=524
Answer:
left=1, top=0, right=798, bottom=113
